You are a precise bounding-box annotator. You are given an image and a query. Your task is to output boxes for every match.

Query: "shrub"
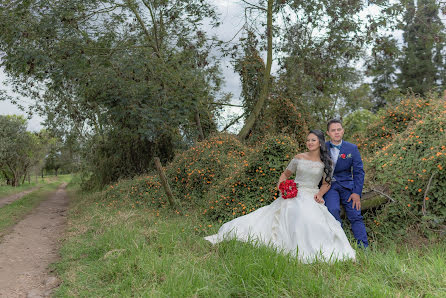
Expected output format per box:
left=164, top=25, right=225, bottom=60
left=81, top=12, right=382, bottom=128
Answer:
left=246, top=95, right=310, bottom=146
left=354, top=95, right=432, bottom=156
left=102, top=134, right=304, bottom=222
left=205, top=134, right=301, bottom=222
left=365, top=96, right=445, bottom=239
left=103, top=134, right=251, bottom=210
left=343, top=109, right=378, bottom=141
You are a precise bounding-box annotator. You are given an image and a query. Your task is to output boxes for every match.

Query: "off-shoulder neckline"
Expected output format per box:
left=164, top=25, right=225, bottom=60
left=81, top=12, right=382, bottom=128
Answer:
left=292, top=158, right=324, bottom=165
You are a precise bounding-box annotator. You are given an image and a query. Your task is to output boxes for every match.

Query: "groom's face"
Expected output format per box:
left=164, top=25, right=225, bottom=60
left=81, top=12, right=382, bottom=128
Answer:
left=327, top=123, right=344, bottom=143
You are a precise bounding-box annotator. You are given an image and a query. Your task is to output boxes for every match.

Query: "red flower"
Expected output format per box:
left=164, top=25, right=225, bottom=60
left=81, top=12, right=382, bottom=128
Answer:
left=340, top=154, right=346, bottom=159
left=279, top=180, right=298, bottom=199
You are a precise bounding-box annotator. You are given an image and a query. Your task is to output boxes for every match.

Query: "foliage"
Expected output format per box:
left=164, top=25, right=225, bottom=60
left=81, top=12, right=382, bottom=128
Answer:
left=354, top=95, right=433, bottom=156
left=365, top=36, right=402, bottom=111
left=234, top=30, right=265, bottom=116
left=398, top=0, right=445, bottom=95
left=343, top=109, right=378, bottom=141
left=244, top=94, right=310, bottom=145
left=365, top=97, right=445, bottom=239
left=274, top=0, right=397, bottom=122
left=206, top=134, right=300, bottom=222
left=0, top=115, right=48, bottom=186
left=103, top=134, right=302, bottom=222
left=166, top=134, right=251, bottom=204
left=103, top=134, right=251, bottom=210
left=350, top=94, right=446, bottom=240
left=80, top=130, right=177, bottom=190
left=0, top=0, right=223, bottom=187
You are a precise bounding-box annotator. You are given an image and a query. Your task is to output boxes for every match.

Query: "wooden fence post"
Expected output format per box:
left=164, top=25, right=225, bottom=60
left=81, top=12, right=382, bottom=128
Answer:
left=154, top=157, right=181, bottom=214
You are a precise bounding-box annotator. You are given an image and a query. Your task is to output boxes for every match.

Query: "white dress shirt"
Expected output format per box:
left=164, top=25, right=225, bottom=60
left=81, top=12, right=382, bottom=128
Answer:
left=330, top=140, right=343, bottom=169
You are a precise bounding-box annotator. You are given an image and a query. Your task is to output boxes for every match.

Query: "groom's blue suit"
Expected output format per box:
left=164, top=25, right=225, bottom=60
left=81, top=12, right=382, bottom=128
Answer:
left=324, top=140, right=369, bottom=247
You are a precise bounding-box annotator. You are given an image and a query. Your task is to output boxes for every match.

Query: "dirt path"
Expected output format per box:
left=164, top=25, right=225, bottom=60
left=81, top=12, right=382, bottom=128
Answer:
left=0, top=187, right=40, bottom=209
left=0, top=183, right=69, bottom=298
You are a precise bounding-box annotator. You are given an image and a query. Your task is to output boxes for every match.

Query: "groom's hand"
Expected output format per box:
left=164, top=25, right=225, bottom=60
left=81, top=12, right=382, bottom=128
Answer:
left=348, top=193, right=361, bottom=210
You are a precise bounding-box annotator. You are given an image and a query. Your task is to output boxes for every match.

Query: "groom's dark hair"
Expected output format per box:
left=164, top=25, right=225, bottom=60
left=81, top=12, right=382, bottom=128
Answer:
left=327, top=119, right=343, bottom=131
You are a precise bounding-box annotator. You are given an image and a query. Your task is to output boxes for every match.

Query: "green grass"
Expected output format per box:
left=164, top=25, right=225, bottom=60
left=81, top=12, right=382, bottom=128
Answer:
left=0, top=181, right=40, bottom=198
left=53, top=187, right=446, bottom=297
left=0, top=175, right=71, bottom=198
left=0, top=175, right=72, bottom=236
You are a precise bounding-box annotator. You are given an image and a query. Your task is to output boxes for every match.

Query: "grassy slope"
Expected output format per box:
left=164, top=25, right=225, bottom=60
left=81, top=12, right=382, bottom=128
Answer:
left=54, top=187, right=446, bottom=297
left=0, top=175, right=71, bottom=236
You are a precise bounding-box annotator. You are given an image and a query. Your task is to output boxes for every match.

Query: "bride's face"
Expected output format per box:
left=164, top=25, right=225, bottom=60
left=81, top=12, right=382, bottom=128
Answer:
left=306, top=133, right=320, bottom=151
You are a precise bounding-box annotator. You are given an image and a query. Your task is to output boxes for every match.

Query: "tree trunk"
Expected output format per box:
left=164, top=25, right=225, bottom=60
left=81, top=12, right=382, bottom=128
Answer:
left=238, top=0, right=273, bottom=140
left=154, top=157, right=181, bottom=213
left=195, top=109, right=205, bottom=141
left=340, top=190, right=390, bottom=217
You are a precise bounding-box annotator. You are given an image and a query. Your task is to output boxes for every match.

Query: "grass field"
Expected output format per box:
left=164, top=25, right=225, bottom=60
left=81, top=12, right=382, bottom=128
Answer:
left=0, top=175, right=71, bottom=236
left=0, top=175, right=66, bottom=198
left=0, top=181, right=40, bottom=198
left=53, top=185, right=446, bottom=297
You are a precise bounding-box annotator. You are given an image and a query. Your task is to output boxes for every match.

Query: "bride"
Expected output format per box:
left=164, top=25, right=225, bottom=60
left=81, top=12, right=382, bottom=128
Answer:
left=205, top=130, right=356, bottom=263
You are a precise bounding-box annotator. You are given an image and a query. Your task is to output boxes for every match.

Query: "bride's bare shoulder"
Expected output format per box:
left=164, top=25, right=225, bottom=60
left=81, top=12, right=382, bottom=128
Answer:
left=294, top=153, right=307, bottom=160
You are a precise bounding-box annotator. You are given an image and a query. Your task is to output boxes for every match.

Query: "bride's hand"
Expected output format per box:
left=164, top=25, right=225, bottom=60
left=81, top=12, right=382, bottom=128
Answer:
left=314, top=193, right=325, bottom=204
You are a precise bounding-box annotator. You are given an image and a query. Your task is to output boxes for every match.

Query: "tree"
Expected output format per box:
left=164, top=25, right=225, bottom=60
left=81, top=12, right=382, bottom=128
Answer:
left=366, top=36, right=402, bottom=111
left=0, top=115, right=46, bottom=186
left=398, top=0, right=445, bottom=95
left=232, top=0, right=398, bottom=134
left=0, top=0, right=223, bottom=186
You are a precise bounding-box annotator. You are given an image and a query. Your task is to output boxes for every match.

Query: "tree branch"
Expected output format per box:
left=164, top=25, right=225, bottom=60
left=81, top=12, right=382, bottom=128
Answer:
left=241, top=0, right=267, bottom=11
left=422, top=172, right=436, bottom=216
left=370, top=187, right=395, bottom=202
left=222, top=112, right=246, bottom=132
left=125, top=0, right=159, bottom=55
left=209, top=102, right=244, bottom=108
left=141, top=0, right=161, bottom=53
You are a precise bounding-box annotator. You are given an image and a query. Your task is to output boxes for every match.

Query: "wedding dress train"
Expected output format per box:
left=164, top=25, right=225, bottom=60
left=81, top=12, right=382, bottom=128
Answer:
left=205, top=158, right=356, bottom=263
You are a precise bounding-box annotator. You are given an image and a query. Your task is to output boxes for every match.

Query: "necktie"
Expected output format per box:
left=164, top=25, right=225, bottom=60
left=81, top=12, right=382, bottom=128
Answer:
left=330, top=143, right=341, bottom=150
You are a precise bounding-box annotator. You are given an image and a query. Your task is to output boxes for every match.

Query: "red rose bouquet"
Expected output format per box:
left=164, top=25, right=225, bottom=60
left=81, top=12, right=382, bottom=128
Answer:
left=279, top=180, right=298, bottom=199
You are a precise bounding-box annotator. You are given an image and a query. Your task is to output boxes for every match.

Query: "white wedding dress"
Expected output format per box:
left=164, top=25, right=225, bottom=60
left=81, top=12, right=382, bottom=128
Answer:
left=205, top=158, right=356, bottom=263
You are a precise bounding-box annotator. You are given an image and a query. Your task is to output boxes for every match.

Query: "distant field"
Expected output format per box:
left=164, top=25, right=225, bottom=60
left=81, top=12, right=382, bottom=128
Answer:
left=0, top=175, right=71, bottom=198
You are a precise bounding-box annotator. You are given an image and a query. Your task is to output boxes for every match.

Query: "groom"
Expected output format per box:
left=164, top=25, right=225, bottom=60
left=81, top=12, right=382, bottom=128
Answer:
left=324, top=119, right=369, bottom=248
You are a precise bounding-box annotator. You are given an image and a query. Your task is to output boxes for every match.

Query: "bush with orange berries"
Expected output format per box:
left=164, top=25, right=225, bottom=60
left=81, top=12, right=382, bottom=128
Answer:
left=362, top=94, right=445, bottom=239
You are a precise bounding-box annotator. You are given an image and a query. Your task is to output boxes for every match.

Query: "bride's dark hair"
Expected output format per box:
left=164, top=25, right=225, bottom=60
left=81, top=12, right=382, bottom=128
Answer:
left=309, top=129, right=332, bottom=184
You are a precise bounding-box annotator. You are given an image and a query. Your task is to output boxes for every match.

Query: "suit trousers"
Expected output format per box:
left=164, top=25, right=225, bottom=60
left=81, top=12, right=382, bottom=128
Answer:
left=324, top=181, right=369, bottom=247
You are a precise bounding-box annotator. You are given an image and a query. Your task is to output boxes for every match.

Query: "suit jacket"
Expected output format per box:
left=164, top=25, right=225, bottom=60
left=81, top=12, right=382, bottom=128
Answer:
left=326, top=140, right=365, bottom=196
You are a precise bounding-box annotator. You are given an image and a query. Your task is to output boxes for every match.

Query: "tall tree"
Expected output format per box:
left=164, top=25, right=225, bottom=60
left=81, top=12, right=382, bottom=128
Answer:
left=0, top=0, right=223, bottom=186
left=398, top=0, right=445, bottom=95
left=366, top=36, right=402, bottom=111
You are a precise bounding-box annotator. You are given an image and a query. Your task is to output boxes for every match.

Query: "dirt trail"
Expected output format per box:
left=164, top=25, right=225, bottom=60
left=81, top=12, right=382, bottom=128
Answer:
left=0, top=187, right=40, bottom=208
left=0, top=183, right=69, bottom=298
